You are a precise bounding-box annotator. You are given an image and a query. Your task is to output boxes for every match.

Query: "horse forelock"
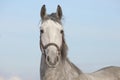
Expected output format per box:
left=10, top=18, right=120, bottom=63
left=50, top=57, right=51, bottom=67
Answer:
left=41, top=13, right=62, bottom=25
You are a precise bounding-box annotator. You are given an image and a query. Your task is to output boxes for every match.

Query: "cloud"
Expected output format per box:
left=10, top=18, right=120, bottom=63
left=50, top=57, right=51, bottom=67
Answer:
left=9, top=76, right=22, bottom=80
left=0, top=76, right=5, bottom=80
left=0, top=76, right=22, bottom=80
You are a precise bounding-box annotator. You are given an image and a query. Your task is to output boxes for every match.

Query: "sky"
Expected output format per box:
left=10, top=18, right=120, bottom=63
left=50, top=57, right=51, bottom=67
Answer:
left=0, top=0, right=120, bottom=80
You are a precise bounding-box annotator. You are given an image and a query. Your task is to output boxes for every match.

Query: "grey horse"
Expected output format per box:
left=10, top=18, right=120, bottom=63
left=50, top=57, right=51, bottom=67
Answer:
left=39, top=5, right=120, bottom=80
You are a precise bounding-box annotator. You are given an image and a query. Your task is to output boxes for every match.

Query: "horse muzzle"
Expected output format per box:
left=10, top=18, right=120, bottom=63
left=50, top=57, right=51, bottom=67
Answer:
left=41, top=43, right=61, bottom=68
left=46, top=54, right=60, bottom=68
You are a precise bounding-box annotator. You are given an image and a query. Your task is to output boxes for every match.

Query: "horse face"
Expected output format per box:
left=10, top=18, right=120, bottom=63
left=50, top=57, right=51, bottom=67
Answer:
left=40, top=5, right=63, bottom=68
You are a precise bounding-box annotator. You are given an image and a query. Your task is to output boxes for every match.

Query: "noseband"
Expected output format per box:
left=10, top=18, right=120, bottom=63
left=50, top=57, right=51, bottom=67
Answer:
left=40, top=42, right=61, bottom=55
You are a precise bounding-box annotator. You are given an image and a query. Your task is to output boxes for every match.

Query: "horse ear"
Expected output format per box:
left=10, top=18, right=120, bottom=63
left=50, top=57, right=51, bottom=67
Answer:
left=40, top=5, right=46, bottom=20
left=56, top=5, right=62, bottom=20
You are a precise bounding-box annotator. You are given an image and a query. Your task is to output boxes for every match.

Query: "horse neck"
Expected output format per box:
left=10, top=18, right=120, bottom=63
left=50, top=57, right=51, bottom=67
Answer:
left=63, top=58, right=83, bottom=78
left=40, top=55, right=83, bottom=80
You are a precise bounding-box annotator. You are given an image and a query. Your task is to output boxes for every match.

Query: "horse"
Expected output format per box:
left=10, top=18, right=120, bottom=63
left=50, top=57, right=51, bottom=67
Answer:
left=39, top=5, right=120, bottom=80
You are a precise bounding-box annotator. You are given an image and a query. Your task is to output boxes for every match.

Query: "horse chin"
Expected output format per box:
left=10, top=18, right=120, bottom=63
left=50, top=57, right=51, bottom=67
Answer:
left=46, top=60, right=60, bottom=68
left=47, top=65, right=56, bottom=68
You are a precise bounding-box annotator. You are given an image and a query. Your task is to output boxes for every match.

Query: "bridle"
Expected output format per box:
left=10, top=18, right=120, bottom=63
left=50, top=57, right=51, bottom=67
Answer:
left=40, top=39, right=62, bottom=56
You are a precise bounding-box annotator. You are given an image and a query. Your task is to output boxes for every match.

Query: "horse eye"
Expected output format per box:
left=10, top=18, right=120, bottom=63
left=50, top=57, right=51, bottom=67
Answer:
left=40, top=29, right=44, bottom=33
left=60, top=30, right=64, bottom=34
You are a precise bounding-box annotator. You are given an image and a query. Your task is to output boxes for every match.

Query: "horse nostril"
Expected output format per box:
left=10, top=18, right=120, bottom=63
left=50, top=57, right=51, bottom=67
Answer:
left=56, top=56, right=59, bottom=62
left=58, top=52, right=61, bottom=56
left=47, top=56, right=50, bottom=62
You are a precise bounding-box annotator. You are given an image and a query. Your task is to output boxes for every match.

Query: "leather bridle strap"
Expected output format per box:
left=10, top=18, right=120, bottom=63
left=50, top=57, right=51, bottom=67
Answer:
left=41, top=42, right=61, bottom=55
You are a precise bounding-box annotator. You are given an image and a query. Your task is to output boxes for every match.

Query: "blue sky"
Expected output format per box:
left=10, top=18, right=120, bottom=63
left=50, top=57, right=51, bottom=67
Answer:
left=0, top=0, right=120, bottom=80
